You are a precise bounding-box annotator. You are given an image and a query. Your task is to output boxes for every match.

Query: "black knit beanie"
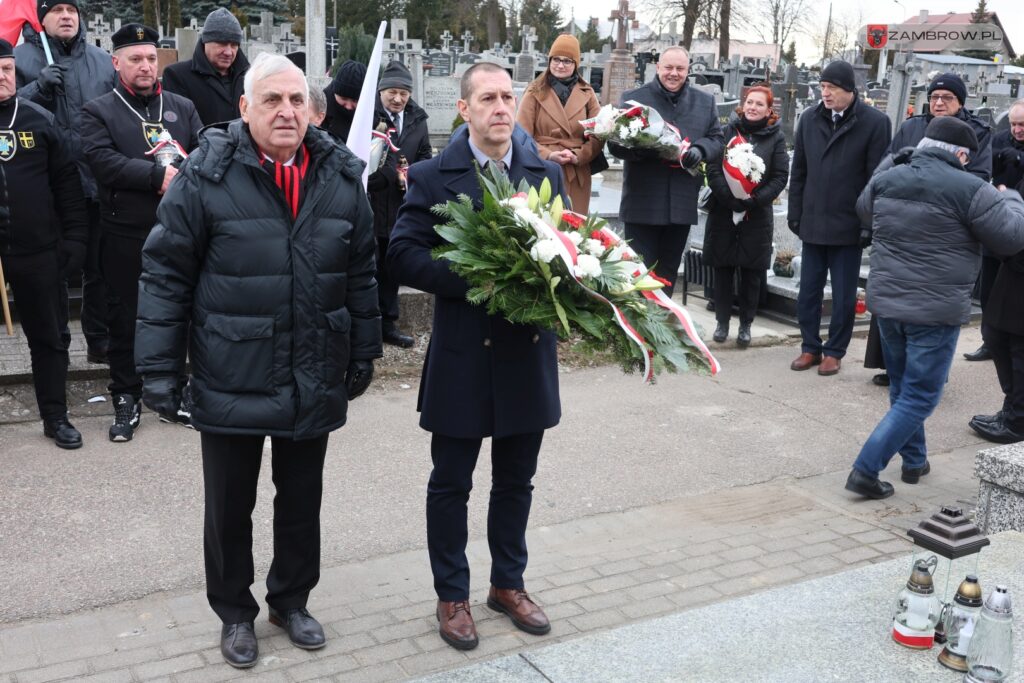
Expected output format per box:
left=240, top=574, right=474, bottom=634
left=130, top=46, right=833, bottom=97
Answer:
left=924, top=116, right=979, bottom=153
left=332, top=60, right=367, bottom=100
left=928, top=72, right=967, bottom=106
left=819, top=60, right=856, bottom=93
left=38, top=0, right=79, bottom=22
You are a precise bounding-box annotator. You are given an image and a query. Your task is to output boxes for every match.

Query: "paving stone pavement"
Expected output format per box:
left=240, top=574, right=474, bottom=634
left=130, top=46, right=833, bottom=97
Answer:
left=0, top=439, right=981, bottom=682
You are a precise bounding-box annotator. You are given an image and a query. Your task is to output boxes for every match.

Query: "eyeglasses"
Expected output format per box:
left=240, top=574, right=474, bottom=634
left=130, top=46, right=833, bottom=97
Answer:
left=550, top=57, right=574, bottom=66
left=929, top=94, right=957, bottom=104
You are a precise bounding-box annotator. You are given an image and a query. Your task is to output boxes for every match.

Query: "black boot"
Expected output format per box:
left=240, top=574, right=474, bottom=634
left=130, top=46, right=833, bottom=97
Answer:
left=43, top=416, right=83, bottom=450
left=736, top=322, right=751, bottom=348
left=713, top=321, right=728, bottom=343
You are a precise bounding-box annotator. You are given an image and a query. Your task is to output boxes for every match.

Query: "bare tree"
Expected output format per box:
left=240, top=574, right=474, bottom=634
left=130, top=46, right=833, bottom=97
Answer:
left=810, top=4, right=863, bottom=64
left=718, top=0, right=730, bottom=61
left=738, top=0, right=808, bottom=51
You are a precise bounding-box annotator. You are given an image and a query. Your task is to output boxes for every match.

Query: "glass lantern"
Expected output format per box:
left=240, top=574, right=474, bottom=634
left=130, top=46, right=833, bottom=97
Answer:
left=907, top=506, right=990, bottom=644
left=892, top=555, right=944, bottom=648
left=938, top=575, right=984, bottom=672
left=965, top=586, right=1014, bottom=683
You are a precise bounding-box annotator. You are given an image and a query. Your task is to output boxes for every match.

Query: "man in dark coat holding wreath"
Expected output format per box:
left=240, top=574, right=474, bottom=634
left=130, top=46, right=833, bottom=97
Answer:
left=609, top=46, right=724, bottom=297
left=135, top=53, right=382, bottom=668
left=388, top=62, right=565, bottom=652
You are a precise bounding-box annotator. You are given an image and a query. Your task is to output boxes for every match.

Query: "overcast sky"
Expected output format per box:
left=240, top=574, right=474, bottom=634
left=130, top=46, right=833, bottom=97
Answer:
left=564, top=0, right=1023, bottom=63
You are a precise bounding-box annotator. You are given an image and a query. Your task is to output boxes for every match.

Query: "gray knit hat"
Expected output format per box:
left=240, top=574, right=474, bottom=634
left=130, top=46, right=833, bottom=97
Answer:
left=202, top=8, right=243, bottom=44
left=378, top=60, right=413, bottom=92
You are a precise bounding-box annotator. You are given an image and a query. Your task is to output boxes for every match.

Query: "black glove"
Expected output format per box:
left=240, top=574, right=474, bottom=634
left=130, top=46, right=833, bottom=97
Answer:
left=681, top=146, right=704, bottom=169
left=858, top=228, right=873, bottom=249
left=740, top=196, right=759, bottom=211
left=788, top=220, right=800, bottom=237
left=0, top=205, right=10, bottom=251
left=37, top=63, right=67, bottom=97
left=997, top=147, right=1023, bottom=169
left=893, top=146, right=916, bottom=165
left=59, top=240, right=86, bottom=279
left=142, top=373, right=181, bottom=418
left=345, top=359, right=374, bottom=400
left=607, top=140, right=640, bottom=162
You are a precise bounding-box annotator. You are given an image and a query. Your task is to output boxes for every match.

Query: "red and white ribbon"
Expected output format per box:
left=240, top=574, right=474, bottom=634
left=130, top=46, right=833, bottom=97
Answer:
left=372, top=127, right=400, bottom=152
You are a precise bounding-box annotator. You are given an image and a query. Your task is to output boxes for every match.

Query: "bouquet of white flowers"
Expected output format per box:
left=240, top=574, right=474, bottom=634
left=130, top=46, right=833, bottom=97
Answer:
left=580, top=101, right=692, bottom=164
left=722, top=134, right=766, bottom=225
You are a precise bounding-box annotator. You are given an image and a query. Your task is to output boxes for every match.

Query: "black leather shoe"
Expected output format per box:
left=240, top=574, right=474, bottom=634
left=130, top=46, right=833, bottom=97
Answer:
left=901, top=461, right=930, bottom=484
left=963, top=345, right=992, bottom=361
left=713, top=322, right=728, bottom=343
left=845, top=468, right=895, bottom=499
left=972, top=410, right=1006, bottom=426
left=736, top=323, right=752, bottom=348
left=220, top=622, right=258, bottom=668
left=269, top=607, right=326, bottom=650
left=872, top=373, right=890, bottom=387
left=43, top=417, right=83, bottom=450
left=86, top=344, right=109, bottom=364
left=969, top=417, right=1024, bottom=444
left=383, top=327, right=415, bottom=348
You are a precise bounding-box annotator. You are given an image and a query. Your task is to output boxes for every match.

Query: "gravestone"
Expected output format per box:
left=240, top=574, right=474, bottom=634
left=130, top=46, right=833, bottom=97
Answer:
left=175, top=28, right=199, bottom=63
left=514, top=53, right=536, bottom=83
left=422, top=77, right=462, bottom=144
left=88, top=14, right=112, bottom=52
left=256, top=12, right=274, bottom=44
left=424, top=51, right=454, bottom=78
left=601, top=0, right=638, bottom=105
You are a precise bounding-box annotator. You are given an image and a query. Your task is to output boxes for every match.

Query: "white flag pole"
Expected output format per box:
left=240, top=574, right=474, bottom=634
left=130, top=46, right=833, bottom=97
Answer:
left=347, top=21, right=387, bottom=190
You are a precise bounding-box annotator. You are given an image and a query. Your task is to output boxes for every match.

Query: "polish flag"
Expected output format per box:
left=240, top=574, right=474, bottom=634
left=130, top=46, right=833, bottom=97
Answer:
left=0, top=0, right=42, bottom=45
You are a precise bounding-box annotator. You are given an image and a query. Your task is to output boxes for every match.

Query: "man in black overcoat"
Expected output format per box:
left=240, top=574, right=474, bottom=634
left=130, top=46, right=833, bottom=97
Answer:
left=787, top=60, right=891, bottom=377
left=388, top=62, right=565, bottom=651
left=161, top=8, right=249, bottom=126
left=609, top=46, right=723, bottom=297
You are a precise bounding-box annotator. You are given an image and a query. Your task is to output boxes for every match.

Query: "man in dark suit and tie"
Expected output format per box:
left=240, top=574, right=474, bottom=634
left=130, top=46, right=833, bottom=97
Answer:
left=388, top=61, right=565, bottom=651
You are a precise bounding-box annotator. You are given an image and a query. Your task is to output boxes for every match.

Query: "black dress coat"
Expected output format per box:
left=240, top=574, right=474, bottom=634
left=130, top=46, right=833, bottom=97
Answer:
left=387, top=135, right=565, bottom=439
left=370, top=98, right=432, bottom=238
left=161, top=40, right=250, bottom=126
left=703, top=115, right=789, bottom=270
left=614, top=78, right=724, bottom=226
left=985, top=248, right=1024, bottom=336
left=788, top=96, right=891, bottom=246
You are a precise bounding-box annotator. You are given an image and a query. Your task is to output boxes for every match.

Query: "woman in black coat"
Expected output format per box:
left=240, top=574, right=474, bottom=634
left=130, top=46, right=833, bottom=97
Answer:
left=703, top=86, right=790, bottom=347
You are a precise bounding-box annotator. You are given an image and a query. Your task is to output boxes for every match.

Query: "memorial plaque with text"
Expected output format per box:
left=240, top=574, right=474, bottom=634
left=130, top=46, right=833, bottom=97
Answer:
left=423, top=77, right=462, bottom=136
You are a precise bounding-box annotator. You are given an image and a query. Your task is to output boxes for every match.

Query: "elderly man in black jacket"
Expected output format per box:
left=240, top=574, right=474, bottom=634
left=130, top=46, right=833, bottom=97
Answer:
left=609, top=46, right=723, bottom=297
left=389, top=62, right=564, bottom=652
left=846, top=117, right=1024, bottom=499
left=371, top=60, right=432, bottom=347
left=81, top=24, right=202, bottom=444
left=0, top=38, right=88, bottom=449
left=161, top=8, right=250, bottom=126
left=15, top=0, right=118, bottom=364
left=788, top=60, right=891, bottom=377
left=136, top=53, right=382, bottom=668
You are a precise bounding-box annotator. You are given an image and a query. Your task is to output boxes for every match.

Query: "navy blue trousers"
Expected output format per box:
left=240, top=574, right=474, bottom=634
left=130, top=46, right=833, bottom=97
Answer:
left=427, top=431, right=543, bottom=601
left=797, top=242, right=862, bottom=359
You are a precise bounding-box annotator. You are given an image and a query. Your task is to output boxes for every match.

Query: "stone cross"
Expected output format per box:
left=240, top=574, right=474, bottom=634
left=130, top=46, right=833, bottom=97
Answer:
left=461, top=29, right=473, bottom=54
left=89, top=13, right=110, bottom=38
left=608, top=0, right=635, bottom=51
left=521, top=25, right=537, bottom=54
left=326, top=35, right=339, bottom=62
left=440, top=29, right=452, bottom=52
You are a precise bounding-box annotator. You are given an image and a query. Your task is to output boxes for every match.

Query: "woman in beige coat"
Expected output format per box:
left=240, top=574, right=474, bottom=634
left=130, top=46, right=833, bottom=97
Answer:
left=516, top=34, right=604, bottom=213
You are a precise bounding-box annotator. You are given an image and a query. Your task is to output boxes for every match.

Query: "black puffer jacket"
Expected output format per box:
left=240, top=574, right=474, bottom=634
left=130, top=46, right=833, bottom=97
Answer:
left=14, top=23, right=118, bottom=200
left=788, top=96, right=891, bottom=246
left=614, top=78, right=724, bottom=226
left=135, top=121, right=383, bottom=439
left=889, top=108, right=992, bottom=181
left=369, top=98, right=431, bottom=238
left=858, top=146, right=1024, bottom=326
left=160, top=40, right=250, bottom=126
left=703, top=114, right=789, bottom=269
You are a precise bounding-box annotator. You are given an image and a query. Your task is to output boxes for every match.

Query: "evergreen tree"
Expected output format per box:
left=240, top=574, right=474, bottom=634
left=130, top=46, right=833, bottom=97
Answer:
left=103, top=0, right=144, bottom=25
left=519, top=0, right=562, bottom=52
left=578, top=19, right=608, bottom=54
left=329, top=24, right=375, bottom=72
left=143, top=0, right=159, bottom=29
left=970, top=0, right=988, bottom=24
left=167, top=0, right=182, bottom=32
left=782, top=40, right=797, bottom=64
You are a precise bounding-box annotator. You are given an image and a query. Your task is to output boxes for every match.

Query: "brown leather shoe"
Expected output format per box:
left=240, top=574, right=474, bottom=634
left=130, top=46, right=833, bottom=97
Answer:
left=818, top=356, right=841, bottom=376
left=487, top=587, right=551, bottom=635
left=436, top=600, right=478, bottom=650
left=790, top=352, right=822, bottom=371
